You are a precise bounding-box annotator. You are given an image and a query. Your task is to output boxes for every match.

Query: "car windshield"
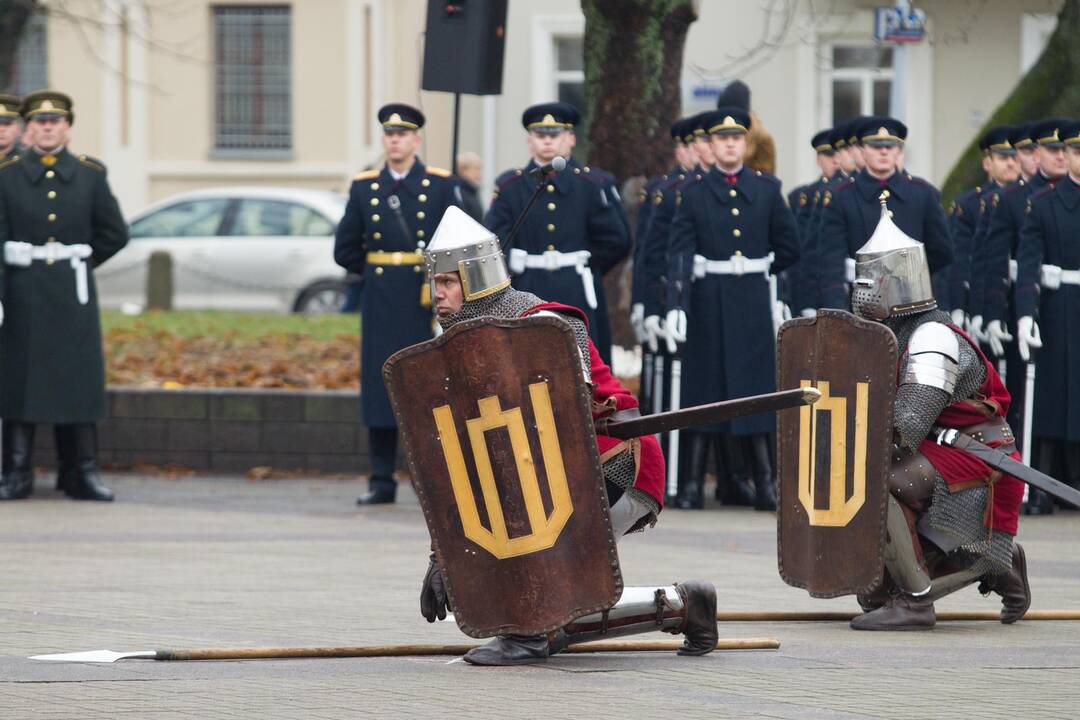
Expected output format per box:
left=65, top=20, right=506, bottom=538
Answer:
left=130, top=198, right=230, bottom=239
left=226, top=199, right=336, bottom=237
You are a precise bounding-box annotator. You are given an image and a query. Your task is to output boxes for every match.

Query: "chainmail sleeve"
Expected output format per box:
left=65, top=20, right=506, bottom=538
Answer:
left=893, top=329, right=986, bottom=451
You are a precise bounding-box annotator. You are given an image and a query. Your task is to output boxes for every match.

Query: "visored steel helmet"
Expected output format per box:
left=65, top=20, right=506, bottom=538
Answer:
left=850, top=196, right=936, bottom=321
left=425, top=206, right=511, bottom=301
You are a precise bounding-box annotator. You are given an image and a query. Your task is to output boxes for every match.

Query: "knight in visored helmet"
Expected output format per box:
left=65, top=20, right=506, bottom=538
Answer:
left=416, top=206, right=719, bottom=665
left=847, top=196, right=1030, bottom=630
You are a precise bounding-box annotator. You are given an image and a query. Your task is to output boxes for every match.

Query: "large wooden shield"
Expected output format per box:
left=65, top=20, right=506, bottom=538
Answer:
left=383, top=316, right=622, bottom=638
left=776, top=310, right=897, bottom=598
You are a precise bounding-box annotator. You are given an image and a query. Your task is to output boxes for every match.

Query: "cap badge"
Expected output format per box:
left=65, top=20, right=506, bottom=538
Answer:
left=878, top=126, right=888, bottom=136
left=1053, top=128, right=1060, bottom=141
left=542, top=114, right=556, bottom=125
left=388, top=113, right=402, bottom=124
left=723, top=116, right=735, bottom=126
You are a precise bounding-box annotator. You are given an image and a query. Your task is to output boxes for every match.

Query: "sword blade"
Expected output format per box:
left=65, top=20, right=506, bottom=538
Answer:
left=935, top=428, right=1080, bottom=508
left=605, top=387, right=821, bottom=440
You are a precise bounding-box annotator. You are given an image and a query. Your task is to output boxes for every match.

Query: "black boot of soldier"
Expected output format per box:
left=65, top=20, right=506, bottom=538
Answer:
left=358, top=427, right=397, bottom=505
left=1023, top=487, right=1055, bottom=516
left=717, top=435, right=756, bottom=505
left=61, top=424, right=114, bottom=501
left=0, top=422, right=36, bottom=500
left=749, top=434, right=777, bottom=511
left=463, top=635, right=550, bottom=666
left=676, top=433, right=707, bottom=509
left=54, top=424, right=78, bottom=494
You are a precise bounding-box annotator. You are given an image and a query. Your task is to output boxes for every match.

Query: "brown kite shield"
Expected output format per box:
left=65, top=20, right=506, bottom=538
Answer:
left=776, top=310, right=897, bottom=598
left=383, top=316, right=621, bottom=638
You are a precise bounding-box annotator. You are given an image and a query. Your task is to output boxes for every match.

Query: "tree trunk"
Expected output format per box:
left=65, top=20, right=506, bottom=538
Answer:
left=0, top=1, right=37, bottom=91
left=941, top=0, right=1077, bottom=202
left=580, top=0, right=699, bottom=352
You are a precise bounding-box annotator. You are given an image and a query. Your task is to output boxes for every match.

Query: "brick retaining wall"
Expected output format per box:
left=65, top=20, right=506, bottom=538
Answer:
left=31, top=387, right=370, bottom=474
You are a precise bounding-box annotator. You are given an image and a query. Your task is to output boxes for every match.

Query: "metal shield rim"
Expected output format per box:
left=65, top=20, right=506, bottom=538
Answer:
left=775, top=310, right=897, bottom=598
left=383, top=315, right=624, bottom=636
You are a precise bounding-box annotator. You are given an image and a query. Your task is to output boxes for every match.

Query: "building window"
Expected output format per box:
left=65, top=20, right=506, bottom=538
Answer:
left=553, top=35, right=584, bottom=110
left=6, top=12, right=47, bottom=95
left=826, top=45, right=892, bottom=126
left=213, top=5, right=291, bottom=152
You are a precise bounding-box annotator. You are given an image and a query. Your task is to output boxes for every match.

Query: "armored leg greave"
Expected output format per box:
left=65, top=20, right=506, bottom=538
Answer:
left=0, top=422, right=36, bottom=500
left=883, top=496, right=931, bottom=596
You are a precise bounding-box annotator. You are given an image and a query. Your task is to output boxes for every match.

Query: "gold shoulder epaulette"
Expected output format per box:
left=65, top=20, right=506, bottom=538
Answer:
left=78, top=154, right=105, bottom=171
left=426, top=166, right=452, bottom=178
left=354, top=169, right=379, bottom=181
left=0, top=154, right=21, bottom=170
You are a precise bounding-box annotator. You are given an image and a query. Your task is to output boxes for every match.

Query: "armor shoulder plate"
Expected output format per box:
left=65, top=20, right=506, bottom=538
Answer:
left=902, top=322, right=960, bottom=394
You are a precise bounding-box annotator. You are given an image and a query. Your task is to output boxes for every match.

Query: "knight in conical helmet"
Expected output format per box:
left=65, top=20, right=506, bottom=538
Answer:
left=848, top=197, right=1030, bottom=630
left=416, top=206, right=718, bottom=665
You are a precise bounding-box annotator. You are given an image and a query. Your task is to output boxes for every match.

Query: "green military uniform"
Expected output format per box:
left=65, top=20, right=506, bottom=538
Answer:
left=0, top=90, right=128, bottom=501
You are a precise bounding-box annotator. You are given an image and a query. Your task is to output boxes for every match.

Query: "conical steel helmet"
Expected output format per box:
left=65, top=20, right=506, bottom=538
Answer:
left=425, top=206, right=511, bottom=301
left=850, top=195, right=936, bottom=320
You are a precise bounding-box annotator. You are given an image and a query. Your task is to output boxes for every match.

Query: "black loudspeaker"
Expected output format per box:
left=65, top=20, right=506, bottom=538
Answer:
left=421, top=0, right=507, bottom=96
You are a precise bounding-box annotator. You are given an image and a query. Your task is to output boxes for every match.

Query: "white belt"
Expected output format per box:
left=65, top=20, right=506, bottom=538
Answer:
left=508, top=248, right=597, bottom=309
left=4, top=240, right=92, bottom=305
left=693, top=253, right=771, bottom=278
left=1057, top=268, right=1080, bottom=286
left=845, top=257, right=856, bottom=284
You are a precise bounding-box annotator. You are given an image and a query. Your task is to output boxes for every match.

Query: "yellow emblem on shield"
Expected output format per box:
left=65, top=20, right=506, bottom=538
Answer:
left=797, top=380, right=869, bottom=527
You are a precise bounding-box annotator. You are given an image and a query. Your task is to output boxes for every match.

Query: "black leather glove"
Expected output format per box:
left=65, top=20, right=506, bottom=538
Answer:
left=420, top=553, right=450, bottom=622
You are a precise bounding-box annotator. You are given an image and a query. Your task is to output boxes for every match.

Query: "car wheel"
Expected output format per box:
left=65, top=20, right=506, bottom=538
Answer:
left=294, top=279, right=348, bottom=314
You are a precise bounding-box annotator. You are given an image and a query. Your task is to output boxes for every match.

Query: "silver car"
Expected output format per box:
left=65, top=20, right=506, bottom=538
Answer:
left=96, top=187, right=348, bottom=314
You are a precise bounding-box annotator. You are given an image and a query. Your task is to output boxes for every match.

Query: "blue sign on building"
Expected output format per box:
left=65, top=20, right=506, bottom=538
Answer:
left=874, top=6, right=927, bottom=43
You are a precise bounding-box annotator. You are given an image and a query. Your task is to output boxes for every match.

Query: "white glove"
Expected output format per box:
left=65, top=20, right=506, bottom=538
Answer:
left=1017, top=316, right=1042, bottom=362
left=643, top=314, right=663, bottom=353
left=507, top=248, right=526, bottom=274
left=0, top=299, right=4, bottom=326
left=985, top=320, right=1013, bottom=358
left=664, top=309, right=687, bottom=354
left=950, top=308, right=966, bottom=327
left=800, top=308, right=817, bottom=318
left=968, top=315, right=985, bottom=343
left=630, top=303, right=646, bottom=344
left=1040, top=264, right=1062, bottom=290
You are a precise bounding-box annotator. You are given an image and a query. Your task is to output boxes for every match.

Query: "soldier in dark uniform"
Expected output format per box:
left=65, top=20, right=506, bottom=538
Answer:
left=664, top=108, right=799, bottom=510
left=484, top=102, right=629, bottom=364
left=1013, top=119, right=1080, bottom=510
left=981, top=119, right=1070, bottom=514
left=817, top=116, right=952, bottom=311
left=787, top=128, right=838, bottom=315
left=333, top=103, right=462, bottom=505
left=0, top=91, right=128, bottom=501
left=0, top=95, right=22, bottom=161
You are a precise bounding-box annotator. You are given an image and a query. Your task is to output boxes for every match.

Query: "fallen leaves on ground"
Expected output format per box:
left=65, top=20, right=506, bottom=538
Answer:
left=104, top=326, right=360, bottom=389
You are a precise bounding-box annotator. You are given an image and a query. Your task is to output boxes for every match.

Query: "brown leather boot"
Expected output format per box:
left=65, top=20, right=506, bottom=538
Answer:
left=674, top=580, right=718, bottom=655
left=856, top=582, right=891, bottom=613
left=850, top=592, right=935, bottom=631
left=979, top=543, right=1031, bottom=624
left=462, top=635, right=549, bottom=666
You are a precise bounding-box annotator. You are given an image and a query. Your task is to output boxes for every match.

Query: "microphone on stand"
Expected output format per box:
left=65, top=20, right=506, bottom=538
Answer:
left=504, top=156, right=568, bottom=249
left=527, top=155, right=567, bottom=178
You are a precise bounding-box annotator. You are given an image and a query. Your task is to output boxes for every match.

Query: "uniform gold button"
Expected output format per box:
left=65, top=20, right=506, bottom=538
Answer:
left=417, top=230, right=425, bottom=238
left=416, top=211, right=425, bottom=220
left=47, top=213, right=56, bottom=221
left=547, top=203, right=556, bottom=211
left=47, top=190, right=56, bottom=199
left=422, top=178, right=431, bottom=187
left=417, top=241, right=426, bottom=249
left=547, top=224, right=555, bottom=232
left=547, top=244, right=555, bottom=251
left=419, top=194, right=427, bottom=202
left=372, top=214, right=380, bottom=222
left=375, top=267, right=384, bottom=275
left=46, top=170, right=55, bottom=179
left=370, top=198, right=379, bottom=206
left=546, top=185, right=555, bottom=193
left=47, top=236, right=55, bottom=242
left=373, top=232, right=382, bottom=240
left=371, top=182, right=379, bottom=191
left=731, top=208, right=739, bottom=216
left=414, top=265, right=422, bottom=273
left=729, top=189, right=736, bottom=197
left=732, top=229, right=741, bottom=237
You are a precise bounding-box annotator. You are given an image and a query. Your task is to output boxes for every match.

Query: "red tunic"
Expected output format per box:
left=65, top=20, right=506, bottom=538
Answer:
left=522, top=302, right=666, bottom=508
left=915, top=326, right=1024, bottom=535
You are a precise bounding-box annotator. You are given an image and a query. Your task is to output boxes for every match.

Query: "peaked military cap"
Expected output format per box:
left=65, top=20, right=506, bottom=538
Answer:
left=1009, top=122, right=1036, bottom=149
left=859, top=116, right=907, bottom=146
left=1033, top=118, right=1070, bottom=148
left=522, top=102, right=579, bottom=134
left=687, top=111, right=716, bottom=138
left=811, top=128, right=835, bottom=154
left=21, top=90, right=74, bottom=123
left=830, top=126, right=848, bottom=150
left=1062, top=120, right=1080, bottom=147
left=0, top=94, right=20, bottom=123
left=709, top=106, right=751, bottom=135
left=843, top=115, right=871, bottom=146
left=378, top=103, right=424, bottom=131
left=979, top=125, right=1016, bottom=155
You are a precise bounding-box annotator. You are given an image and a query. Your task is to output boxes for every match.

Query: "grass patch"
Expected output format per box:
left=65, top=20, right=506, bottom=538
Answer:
left=101, top=309, right=360, bottom=342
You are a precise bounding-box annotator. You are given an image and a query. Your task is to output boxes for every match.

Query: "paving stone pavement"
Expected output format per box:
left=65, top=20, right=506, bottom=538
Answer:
left=0, top=473, right=1078, bottom=719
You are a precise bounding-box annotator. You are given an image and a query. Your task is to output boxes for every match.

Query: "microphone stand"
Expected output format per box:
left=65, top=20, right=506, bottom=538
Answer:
left=503, top=161, right=563, bottom=250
